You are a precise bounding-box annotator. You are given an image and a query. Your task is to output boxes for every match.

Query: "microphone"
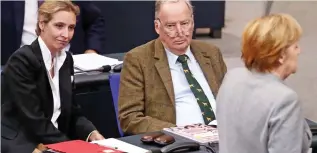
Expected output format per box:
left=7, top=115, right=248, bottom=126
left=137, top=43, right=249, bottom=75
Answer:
left=74, top=65, right=112, bottom=74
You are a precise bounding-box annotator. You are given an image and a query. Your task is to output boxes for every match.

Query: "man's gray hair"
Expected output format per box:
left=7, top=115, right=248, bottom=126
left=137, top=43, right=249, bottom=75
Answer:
left=155, top=0, right=193, bottom=19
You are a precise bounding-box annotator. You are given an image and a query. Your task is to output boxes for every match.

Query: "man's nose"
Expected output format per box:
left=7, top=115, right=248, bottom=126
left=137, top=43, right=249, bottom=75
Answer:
left=175, top=24, right=184, bottom=36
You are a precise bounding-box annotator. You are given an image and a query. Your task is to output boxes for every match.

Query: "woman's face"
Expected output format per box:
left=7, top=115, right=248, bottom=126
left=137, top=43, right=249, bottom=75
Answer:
left=280, top=41, right=301, bottom=77
left=39, top=10, right=76, bottom=53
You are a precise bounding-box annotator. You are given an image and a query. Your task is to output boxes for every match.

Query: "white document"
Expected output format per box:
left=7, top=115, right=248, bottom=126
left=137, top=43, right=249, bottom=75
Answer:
left=208, top=120, right=217, bottom=126
left=72, top=53, right=122, bottom=71
left=92, top=138, right=151, bottom=153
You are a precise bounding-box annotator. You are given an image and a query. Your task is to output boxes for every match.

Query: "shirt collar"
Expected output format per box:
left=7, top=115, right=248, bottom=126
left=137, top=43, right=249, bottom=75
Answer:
left=38, top=36, right=66, bottom=71
left=165, top=46, right=195, bottom=66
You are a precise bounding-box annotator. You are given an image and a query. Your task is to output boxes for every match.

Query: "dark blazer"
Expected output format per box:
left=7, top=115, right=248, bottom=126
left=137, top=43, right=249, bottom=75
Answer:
left=1, top=39, right=96, bottom=153
left=1, top=1, right=106, bottom=65
left=118, top=39, right=227, bottom=134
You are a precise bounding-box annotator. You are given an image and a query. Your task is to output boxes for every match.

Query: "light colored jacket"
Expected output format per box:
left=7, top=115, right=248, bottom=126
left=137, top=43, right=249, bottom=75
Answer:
left=216, top=67, right=312, bottom=153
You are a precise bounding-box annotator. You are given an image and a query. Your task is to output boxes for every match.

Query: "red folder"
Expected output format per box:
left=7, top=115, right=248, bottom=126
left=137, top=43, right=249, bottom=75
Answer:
left=46, top=140, right=124, bottom=153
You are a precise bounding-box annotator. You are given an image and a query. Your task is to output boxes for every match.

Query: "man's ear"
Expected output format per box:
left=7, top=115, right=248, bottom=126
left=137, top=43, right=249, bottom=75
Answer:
left=191, top=15, right=195, bottom=30
left=154, top=20, right=160, bottom=35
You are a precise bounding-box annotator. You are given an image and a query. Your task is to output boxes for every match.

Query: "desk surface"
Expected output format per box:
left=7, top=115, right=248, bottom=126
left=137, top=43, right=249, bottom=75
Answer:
left=118, top=119, right=317, bottom=152
left=119, top=131, right=218, bottom=153
left=75, top=72, right=111, bottom=87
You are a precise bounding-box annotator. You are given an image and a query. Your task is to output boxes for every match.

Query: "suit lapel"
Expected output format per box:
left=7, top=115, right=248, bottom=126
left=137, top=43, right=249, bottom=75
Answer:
left=13, top=1, right=25, bottom=42
left=31, top=39, right=72, bottom=125
left=191, top=42, right=219, bottom=97
left=154, top=39, right=175, bottom=105
left=30, top=39, right=54, bottom=116
left=58, top=56, right=72, bottom=116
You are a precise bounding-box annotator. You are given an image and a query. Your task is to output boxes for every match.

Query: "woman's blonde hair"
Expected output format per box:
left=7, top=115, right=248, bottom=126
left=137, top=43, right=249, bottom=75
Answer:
left=36, top=0, right=80, bottom=36
left=241, top=13, right=302, bottom=72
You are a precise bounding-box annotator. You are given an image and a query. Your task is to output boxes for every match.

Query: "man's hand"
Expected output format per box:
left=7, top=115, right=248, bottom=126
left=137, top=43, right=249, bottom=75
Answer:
left=84, top=49, right=97, bottom=54
left=88, top=130, right=105, bottom=141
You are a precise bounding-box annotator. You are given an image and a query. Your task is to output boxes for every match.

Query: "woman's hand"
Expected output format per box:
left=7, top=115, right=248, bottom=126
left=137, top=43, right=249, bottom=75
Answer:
left=88, top=130, right=105, bottom=141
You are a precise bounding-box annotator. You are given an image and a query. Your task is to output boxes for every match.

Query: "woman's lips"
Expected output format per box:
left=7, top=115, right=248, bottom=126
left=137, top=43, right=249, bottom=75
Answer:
left=57, top=40, right=68, bottom=45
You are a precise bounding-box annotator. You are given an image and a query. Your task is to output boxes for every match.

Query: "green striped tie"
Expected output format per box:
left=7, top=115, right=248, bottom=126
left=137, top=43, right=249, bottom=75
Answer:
left=177, top=55, right=215, bottom=124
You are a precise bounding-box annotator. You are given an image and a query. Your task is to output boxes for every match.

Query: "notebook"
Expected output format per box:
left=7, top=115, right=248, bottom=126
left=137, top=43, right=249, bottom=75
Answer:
left=163, top=123, right=219, bottom=144
left=45, top=140, right=124, bottom=153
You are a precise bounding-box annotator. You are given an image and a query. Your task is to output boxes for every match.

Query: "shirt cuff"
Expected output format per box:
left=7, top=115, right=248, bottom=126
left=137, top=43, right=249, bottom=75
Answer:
left=86, top=131, right=94, bottom=142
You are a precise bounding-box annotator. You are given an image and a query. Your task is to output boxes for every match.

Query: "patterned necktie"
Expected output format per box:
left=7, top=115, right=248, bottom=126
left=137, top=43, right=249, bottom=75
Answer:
left=177, top=54, right=216, bottom=124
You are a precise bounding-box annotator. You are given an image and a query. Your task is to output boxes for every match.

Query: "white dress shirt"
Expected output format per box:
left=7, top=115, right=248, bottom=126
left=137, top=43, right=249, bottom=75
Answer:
left=21, top=0, right=38, bottom=47
left=21, top=0, right=70, bottom=51
left=38, top=36, right=67, bottom=128
left=165, top=47, right=217, bottom=126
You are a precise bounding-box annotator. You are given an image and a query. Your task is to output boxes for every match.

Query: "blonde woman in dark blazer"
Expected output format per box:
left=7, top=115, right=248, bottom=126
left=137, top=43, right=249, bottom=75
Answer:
left=1, top=1, right=104, bottom=153
left=216, top=13, right=312, bottom=153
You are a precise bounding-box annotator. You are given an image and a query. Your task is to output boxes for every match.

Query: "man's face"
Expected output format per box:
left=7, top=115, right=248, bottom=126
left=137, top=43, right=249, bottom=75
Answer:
left=154, top=1, right=194, bottom=55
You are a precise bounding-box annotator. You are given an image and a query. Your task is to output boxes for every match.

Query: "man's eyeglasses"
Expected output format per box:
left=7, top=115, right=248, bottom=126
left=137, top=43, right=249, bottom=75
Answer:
left=156, top=18, right=194, bottom=37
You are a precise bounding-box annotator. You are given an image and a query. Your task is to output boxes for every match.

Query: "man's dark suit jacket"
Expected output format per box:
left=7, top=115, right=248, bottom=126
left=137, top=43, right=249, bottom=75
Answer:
left=1, top=1, right=105, bottom=65
left=1, top=39, right=96, bottom=153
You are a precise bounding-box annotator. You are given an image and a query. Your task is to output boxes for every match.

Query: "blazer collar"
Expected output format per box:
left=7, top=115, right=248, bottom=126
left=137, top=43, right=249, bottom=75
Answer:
left=154, top=39, right=175, bottom=105
left=154, top=39, right=220, bottom=104
left=251, top=69, right=283, bottom=83
left=30, top=38, right=46, bottom=65
left=30, top=38, right=71, bottom=117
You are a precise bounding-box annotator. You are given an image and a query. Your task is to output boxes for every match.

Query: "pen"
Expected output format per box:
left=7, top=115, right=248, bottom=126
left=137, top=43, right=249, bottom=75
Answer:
left=92, top=142, right=128, bottom=153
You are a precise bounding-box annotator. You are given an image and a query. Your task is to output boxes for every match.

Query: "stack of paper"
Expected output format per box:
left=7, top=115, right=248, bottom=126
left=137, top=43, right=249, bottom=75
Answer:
left=72, top=53, right=122, bottom=71
left=92, top=138, right=151, bottom=153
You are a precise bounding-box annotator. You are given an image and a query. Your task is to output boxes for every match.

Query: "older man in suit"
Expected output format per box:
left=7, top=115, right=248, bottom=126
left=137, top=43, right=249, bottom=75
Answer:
left=118, top=0, right=227, bottom=135
left=1, top=0, right=105, bottom=65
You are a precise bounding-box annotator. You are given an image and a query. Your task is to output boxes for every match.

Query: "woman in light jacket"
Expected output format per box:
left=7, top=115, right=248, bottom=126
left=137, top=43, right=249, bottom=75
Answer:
left=216, top=13, right=312, bottom=153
